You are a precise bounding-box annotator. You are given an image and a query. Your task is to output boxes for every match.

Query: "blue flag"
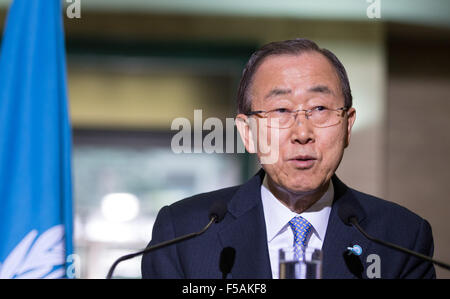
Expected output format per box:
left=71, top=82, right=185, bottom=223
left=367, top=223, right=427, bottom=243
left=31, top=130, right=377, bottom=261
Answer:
left=0, top=0, right=73, bottom=278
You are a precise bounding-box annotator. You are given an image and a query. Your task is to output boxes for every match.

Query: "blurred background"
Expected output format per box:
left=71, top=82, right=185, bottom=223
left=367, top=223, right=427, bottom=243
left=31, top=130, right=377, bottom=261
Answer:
left=1, top=0, right=449, bottom=278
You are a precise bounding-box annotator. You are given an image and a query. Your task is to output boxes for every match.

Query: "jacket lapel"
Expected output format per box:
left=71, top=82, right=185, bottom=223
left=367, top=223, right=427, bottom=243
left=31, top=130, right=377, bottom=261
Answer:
left=216, top=170, right=373, bottom=279
left=217, top=169, right=272, bottom=279
left=321, top=175, right=372, bottom=279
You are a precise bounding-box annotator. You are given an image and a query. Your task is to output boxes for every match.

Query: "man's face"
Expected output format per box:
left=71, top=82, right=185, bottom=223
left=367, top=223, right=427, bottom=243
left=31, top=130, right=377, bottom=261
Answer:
left=237, top=52, right=356, bottom=193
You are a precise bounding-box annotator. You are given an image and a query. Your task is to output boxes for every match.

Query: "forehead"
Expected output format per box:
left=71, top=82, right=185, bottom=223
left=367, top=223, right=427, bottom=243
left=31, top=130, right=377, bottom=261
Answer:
left=250, top=52, right=341, bottom=101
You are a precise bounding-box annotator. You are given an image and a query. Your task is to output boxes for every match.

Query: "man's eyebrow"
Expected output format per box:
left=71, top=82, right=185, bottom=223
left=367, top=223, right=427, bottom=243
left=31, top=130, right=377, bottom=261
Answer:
left=307, top=85, right=334, bottom=95
left=264, top=88, right=292, bottom=100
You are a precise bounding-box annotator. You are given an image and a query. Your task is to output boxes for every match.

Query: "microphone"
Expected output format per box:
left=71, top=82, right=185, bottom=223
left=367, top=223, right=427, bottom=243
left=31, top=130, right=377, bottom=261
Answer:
left=106, top=200, right=228, bottom=279
left=219, top=247, right=236, bottom=279
left=338, top=203, right=450, bottom=271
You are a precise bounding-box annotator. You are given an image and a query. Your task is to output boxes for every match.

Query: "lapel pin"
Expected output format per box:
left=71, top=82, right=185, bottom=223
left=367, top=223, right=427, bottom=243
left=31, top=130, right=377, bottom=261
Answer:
left=347, top=245, right=362, bottom=256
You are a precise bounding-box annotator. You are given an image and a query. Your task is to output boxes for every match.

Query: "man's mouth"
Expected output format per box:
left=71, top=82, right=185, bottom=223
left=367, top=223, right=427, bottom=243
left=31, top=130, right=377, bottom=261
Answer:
left=288, top=155, right=317, bottom=169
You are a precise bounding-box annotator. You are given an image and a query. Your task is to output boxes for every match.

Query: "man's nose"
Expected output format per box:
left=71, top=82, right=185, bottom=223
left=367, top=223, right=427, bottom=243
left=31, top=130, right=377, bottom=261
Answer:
left=290, top=113, right=315, bottom=144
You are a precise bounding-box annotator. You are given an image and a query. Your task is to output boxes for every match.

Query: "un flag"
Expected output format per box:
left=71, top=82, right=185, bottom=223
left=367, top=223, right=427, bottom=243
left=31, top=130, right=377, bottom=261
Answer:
left=0, top=0, right=73, bottom=278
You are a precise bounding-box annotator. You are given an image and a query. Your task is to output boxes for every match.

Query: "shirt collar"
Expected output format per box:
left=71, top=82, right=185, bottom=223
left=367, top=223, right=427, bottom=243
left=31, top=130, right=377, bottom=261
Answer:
left=261, top=176, right=334, bottom=243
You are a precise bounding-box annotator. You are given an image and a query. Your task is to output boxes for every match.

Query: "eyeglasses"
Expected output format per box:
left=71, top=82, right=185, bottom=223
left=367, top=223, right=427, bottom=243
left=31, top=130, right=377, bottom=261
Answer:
left=245, top=106, right=349, bottom=128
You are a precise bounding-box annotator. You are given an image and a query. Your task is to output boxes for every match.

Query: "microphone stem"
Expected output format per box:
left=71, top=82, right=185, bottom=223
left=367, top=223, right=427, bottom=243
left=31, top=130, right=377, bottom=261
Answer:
left=350, top=219, right=450, bottom=271
left=106, top=216, right=217, bottom=279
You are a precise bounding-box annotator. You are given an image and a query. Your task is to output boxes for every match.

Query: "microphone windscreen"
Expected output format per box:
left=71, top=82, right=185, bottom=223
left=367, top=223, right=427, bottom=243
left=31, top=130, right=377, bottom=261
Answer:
left=219, top=247, right=236, bottom=277
left=338, top=202, right=359, bottom=226
left=209, top=199, right=228, bottom=223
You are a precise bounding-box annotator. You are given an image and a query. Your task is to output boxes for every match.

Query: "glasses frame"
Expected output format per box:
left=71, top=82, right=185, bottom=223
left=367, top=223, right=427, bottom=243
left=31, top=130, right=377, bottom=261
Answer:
left=244, top=106, right=349, bottom=128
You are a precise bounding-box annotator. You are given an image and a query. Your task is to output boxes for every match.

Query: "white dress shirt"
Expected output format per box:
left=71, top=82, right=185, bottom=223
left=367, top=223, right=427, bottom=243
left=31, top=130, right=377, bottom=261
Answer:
left=261, top=176, right=334, bottom=279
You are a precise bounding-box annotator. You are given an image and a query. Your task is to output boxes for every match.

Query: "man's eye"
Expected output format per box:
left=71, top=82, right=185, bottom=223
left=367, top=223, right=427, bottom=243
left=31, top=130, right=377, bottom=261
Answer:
left=274, top=108, right=291, bottom=113
left=313, top=106, right=327, bottom=111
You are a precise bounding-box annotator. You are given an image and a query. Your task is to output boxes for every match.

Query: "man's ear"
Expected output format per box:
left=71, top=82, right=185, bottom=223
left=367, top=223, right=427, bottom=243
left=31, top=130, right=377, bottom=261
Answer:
left=235, top=114, right=257, bottom=153
left=345, top=108, right=356, bottom=148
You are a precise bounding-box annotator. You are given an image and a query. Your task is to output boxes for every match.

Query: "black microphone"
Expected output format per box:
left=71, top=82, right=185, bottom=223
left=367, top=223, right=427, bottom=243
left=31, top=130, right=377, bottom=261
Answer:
left=338, top=203, right=450, bottom=271
left=219, top=247, right=236, bottom=279
left=106, top=200, right=228, bottom=279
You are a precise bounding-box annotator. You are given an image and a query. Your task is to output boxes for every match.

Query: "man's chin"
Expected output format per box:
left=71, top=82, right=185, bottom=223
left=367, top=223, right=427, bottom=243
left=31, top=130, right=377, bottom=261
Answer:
left=285, top=184, right=318, bottom=194
left=276, top=178, right=320, bottom=194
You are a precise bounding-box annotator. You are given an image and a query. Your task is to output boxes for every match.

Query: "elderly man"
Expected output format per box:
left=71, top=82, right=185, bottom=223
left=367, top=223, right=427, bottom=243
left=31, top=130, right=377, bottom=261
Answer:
left=141, top=38, right=435, bottom=279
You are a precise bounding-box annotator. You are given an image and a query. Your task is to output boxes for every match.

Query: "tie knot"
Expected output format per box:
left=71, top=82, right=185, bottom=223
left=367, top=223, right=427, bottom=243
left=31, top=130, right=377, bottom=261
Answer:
left=288, top=216, right=313, bottom=248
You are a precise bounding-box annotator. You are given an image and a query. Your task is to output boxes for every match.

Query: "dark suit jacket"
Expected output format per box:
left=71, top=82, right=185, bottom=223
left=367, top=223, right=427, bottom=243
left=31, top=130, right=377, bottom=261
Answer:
left=141, top=169, right=435, bottom=279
